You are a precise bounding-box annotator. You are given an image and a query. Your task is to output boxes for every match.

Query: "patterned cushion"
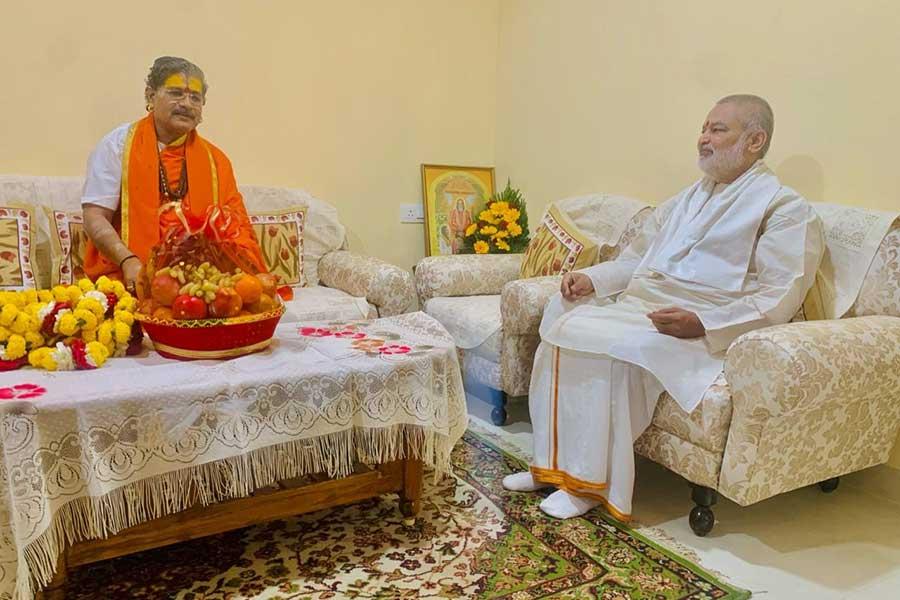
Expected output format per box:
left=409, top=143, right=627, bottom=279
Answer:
left=45, top=208, right=87, bottom=286
left=45, top=206, right=307, bottom=288
left=520, top=204, right=598, bottom=279
left=249, top=207, right=306, bottom=287
left=0, top=205, right=38, bottom=289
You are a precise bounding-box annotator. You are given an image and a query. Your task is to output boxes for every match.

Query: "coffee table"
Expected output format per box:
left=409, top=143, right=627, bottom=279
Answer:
left=0, top=312, right=466, bottom=600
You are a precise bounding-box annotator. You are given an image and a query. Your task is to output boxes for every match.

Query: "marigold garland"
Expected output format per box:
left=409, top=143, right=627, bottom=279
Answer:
left=461, top=180, right=531, bottom=254
left=0, top=276, right=138, bottom=371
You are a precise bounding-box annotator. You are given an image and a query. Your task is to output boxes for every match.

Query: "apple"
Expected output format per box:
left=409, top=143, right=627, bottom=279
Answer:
left=151, top=273, right=181, bottom=307
left=171, top=294, right=208, bottom=320
left=209, top=287, right=243, bottom=318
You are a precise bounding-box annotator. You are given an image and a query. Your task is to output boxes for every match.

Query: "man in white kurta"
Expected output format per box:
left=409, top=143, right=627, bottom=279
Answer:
left=503, top=95, right=825, bottom=521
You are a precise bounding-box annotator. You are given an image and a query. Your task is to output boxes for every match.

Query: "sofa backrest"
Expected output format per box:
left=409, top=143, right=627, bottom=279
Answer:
left=847, top=219, right=900, bottom=318
left=562, top=195, right=900, bottom=319
left=553, top=193, right=651, bottom=263
left=0, top=175, right=347, bottom=288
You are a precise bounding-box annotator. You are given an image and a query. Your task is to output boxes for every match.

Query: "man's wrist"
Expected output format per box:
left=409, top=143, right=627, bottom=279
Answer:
left=118, top=254, right=139, bottom=269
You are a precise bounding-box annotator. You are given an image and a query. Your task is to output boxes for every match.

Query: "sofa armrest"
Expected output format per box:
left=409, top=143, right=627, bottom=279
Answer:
left=725, top=316, right=900, bottom=419
left=414, top=254, right=523, bottom=303
left=719, top=316, right=900, bottom=505
left=318, top=250, right=416, bottom=317
left=500, top=275, right=562, bottom=336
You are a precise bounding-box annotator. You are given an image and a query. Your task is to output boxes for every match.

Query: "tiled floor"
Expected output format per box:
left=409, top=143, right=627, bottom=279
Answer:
left=467, top=394, right=900, bottom=600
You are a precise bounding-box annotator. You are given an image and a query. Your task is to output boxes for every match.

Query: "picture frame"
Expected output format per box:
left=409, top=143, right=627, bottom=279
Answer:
left=420, top=164, right=496, bottom=256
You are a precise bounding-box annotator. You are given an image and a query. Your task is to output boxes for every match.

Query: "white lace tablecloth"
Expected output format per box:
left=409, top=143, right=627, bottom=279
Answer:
left=0, top=312, right=467, bottom=600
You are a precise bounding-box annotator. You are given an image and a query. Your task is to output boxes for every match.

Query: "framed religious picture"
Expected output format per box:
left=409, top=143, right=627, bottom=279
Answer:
left=421, top=164, right=496, bottom=256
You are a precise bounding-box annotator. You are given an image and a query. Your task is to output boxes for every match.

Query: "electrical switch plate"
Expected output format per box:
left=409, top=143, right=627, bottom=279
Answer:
left=400, top=203, right=424, bottom=223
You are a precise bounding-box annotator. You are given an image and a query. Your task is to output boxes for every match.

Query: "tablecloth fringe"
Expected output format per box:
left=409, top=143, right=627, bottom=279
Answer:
left=20, top=423, right=452, bottom=599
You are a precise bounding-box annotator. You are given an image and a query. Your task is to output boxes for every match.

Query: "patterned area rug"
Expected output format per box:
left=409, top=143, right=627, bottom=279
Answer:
left=67, top=431, right=749, bottom=599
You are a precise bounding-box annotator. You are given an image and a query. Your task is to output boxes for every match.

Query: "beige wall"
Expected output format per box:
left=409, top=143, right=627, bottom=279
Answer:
left=495, top=0, right=900, bottom=220
left=0, top=0, right=500, bottom=270
left=493, top=0, right=900, bottom=468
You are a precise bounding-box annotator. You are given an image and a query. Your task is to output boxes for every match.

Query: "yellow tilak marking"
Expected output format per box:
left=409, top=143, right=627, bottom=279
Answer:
left=163, top=73, right=187, bottom=88
left=120, top=122, right=138, bottom=248
left=188, top=77, right=203, bottom=93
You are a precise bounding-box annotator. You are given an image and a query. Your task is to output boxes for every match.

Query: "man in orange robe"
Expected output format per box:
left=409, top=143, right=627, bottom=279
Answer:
left=82, top=56, right=266, bottom=290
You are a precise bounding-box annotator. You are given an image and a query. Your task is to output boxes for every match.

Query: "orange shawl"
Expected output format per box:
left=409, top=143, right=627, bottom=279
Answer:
left=84, top=114, right=266, bottom=279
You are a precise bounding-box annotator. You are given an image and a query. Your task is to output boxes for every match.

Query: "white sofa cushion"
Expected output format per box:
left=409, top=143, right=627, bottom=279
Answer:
left=424, top=295, right=502, bottom=350
left=281, top=285, right=376, bottom=323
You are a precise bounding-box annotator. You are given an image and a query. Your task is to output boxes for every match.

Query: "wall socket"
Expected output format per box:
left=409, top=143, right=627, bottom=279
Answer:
left=399, top=203, right=424, bottom=223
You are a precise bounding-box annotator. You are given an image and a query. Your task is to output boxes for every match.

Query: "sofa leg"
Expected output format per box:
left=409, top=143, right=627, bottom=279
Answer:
left=689, top=485, right=717, bottom=537
left=818, top=477, right=840, bottom=493
left=488, top=388, right=508, bottom=426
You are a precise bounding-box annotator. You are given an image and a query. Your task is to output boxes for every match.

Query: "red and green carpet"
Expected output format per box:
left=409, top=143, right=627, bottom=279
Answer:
left=67, top=431, right=750, bottom=599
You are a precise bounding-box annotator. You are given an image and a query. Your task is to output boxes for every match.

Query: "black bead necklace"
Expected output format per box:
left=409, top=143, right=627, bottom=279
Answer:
left=158, top=157, right=188, bottom=202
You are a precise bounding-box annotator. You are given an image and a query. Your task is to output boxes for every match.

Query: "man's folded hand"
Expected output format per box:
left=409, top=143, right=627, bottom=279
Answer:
left=560, top=272, right=595, bottom=301
left=647, top=307, right=706, bottom=338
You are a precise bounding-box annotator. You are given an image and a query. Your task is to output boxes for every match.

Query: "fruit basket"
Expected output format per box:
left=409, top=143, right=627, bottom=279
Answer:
left=136, top=257, right=287, bottom=360
left=135, top=302, right=285, bottom=360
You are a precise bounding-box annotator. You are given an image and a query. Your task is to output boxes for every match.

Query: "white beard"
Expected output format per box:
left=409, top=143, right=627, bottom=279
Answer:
left=698, top=133, right=751, bottom=181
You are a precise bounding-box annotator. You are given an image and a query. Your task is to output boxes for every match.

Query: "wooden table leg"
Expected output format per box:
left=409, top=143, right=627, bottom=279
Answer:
left=35, top=553, right=68, bottom=600
left=399, top=458, right=423, bottom=526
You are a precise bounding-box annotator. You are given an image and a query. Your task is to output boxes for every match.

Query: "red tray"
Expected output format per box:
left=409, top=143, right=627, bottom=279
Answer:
left=135, top=304, right=285, bottom=360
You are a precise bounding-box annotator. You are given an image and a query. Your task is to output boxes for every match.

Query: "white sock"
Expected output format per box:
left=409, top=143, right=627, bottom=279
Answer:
left=539, top=490, right=602, bottom=519
left=502, top=471, right=552, bottom=492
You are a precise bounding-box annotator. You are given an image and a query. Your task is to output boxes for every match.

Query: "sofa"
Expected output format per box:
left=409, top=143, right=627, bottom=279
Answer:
left=416, top=194, right=900, bottom=535
left=415, top=195, right=652, bottom=424
left=0, top=175, right=416, bottom=323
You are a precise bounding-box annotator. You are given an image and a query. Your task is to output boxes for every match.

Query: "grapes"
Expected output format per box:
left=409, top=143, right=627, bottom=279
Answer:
left=163, top=263, right=240, bottom=304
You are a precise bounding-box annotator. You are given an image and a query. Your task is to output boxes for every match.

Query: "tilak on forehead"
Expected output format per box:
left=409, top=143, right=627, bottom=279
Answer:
left=163, top=73, right=204, bottom=93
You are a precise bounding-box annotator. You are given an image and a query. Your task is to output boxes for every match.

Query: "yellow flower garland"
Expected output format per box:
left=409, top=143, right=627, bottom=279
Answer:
left=0, top=278, right=137, bottom=371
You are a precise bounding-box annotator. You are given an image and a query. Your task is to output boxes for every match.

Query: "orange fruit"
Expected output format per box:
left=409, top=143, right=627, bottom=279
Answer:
left=234, top=274, right=263, bottom=305
left=209, top=288, right=243, bottom=319
left=256, top=273, right=278, bottom=297
left=248, top=293, right=276, bottom=314
left=152, top=306, right=174, bottom=320
left=138, top=298, right=158, bottom=315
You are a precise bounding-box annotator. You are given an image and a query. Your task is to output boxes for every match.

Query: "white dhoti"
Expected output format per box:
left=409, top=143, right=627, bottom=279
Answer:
left=529, top=341, right=664, bottom=520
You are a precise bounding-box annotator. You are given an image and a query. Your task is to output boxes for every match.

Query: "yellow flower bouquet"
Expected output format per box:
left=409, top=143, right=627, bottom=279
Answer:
left=461, top=181, right=530, bottom=254
left=0, top=276, right=139, bottom=372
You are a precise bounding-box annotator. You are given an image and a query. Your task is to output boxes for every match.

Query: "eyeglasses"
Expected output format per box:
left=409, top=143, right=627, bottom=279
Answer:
left=162, top=88, right=204, bottom=106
